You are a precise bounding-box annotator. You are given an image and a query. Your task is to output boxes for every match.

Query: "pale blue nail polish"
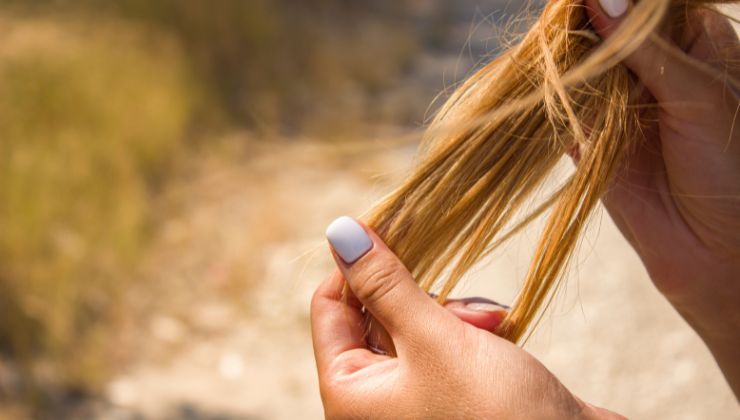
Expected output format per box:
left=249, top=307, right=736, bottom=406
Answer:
left=599, top=0, right=628, bottom=18
left=325, top=216, right=373, bottom=264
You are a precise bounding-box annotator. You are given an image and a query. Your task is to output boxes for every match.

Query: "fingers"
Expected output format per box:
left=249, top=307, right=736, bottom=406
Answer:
left=366, top=296, right=511, bottom=354
left=325, top=216, right=455, bottom=352
left=310, top=269, right=369, bottom=376
left=443, top=298, right=509, bottom=334
left=585, top=0, right=737, bottom=113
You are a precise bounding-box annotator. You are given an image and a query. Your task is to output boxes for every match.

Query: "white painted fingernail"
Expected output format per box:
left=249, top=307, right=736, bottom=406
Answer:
left=466, top=302, right=508, bottom=313
left=599, top=0, right=628, bottom=18
left=326, top=216, right=373, bottom=264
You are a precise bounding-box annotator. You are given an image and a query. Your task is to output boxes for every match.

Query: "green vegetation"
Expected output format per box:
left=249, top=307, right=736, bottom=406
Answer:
left=4, top=0, right=419, bottom=132
left=0, top=0, right=423, bottom=409
left=105, top=0, right=419, bottom=132
left=0, top=17, right=195, bottom=399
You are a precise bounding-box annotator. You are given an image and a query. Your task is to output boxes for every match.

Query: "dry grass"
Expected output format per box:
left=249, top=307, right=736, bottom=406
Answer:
left=0, top=15, right=195, bottom=403
left=0, top=0, right=424, bottom=412
left=2, top=0, right=421, bottom=135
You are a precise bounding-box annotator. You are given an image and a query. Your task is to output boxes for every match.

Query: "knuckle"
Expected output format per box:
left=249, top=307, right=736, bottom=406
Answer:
left=310, top=274, right=339, bottom=319
left=309, top=288, right=323, bottom=318
left=310, top=281, right=328, bottom=308
left=353, top=259, right=404, bottom=305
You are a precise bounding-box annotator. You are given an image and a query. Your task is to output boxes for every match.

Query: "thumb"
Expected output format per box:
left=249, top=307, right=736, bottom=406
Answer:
left=325, top=216, right=452, bottom=351
left=586, top=0, right=730, bottom=110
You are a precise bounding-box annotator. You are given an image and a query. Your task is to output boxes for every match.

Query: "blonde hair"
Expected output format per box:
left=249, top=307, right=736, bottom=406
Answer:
left=364, top=0, right=739, bottom=348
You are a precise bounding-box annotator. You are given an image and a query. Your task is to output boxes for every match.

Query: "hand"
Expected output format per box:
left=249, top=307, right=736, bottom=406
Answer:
left=311, top=217, right=623, bottom=419
left=366, top=295, right=510, bottom=355
left=586, top=0, right=740, bottom=395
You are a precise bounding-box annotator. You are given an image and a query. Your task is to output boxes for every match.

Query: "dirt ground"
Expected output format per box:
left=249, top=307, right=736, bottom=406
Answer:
left=91, top=140, right=739, bottom=420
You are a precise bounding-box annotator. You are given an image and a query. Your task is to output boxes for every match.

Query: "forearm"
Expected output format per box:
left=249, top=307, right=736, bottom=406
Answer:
left=703, top=334, right=740, bottom=399
left=666, top=263, right=740, bottom=400
left=682, top=307, right=740, bottom=399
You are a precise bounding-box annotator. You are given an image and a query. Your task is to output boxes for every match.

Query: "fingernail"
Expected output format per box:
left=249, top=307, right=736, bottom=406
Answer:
left=465, top=302, right=509, bottom=313
left=599, top=0, right=628, bottom=18
left=326, top=216, right=373, bottom=264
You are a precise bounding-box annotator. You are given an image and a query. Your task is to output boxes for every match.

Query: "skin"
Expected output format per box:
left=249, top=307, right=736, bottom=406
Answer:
left=312, top=226, right=620, bottom=419
left=312, top=1, right=740, bottom=418
left=584, top=0, right=740, bottom=397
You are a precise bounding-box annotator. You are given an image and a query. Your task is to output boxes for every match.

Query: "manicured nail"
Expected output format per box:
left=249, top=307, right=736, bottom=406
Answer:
left=466, top=302, right=509, bottom=313
left=599, top=0, right=628, bottom=18
left=326, top=216, right=373, bottom=264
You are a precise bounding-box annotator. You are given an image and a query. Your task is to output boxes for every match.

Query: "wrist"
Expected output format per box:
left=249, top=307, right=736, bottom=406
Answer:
left=655, top=260, right=740, bottom=398
left=693, top=329, right=740, bottom=399
left=652, top=254, right=740, bottom=341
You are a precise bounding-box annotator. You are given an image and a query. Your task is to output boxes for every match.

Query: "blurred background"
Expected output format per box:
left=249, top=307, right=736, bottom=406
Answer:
left=0, top=0, right=737, bottom=418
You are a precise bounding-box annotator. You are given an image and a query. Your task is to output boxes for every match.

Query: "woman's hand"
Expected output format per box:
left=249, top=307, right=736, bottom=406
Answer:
left=586, top=0, right=740, bottom=396
left=311, top=217, right=622, bottom=419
